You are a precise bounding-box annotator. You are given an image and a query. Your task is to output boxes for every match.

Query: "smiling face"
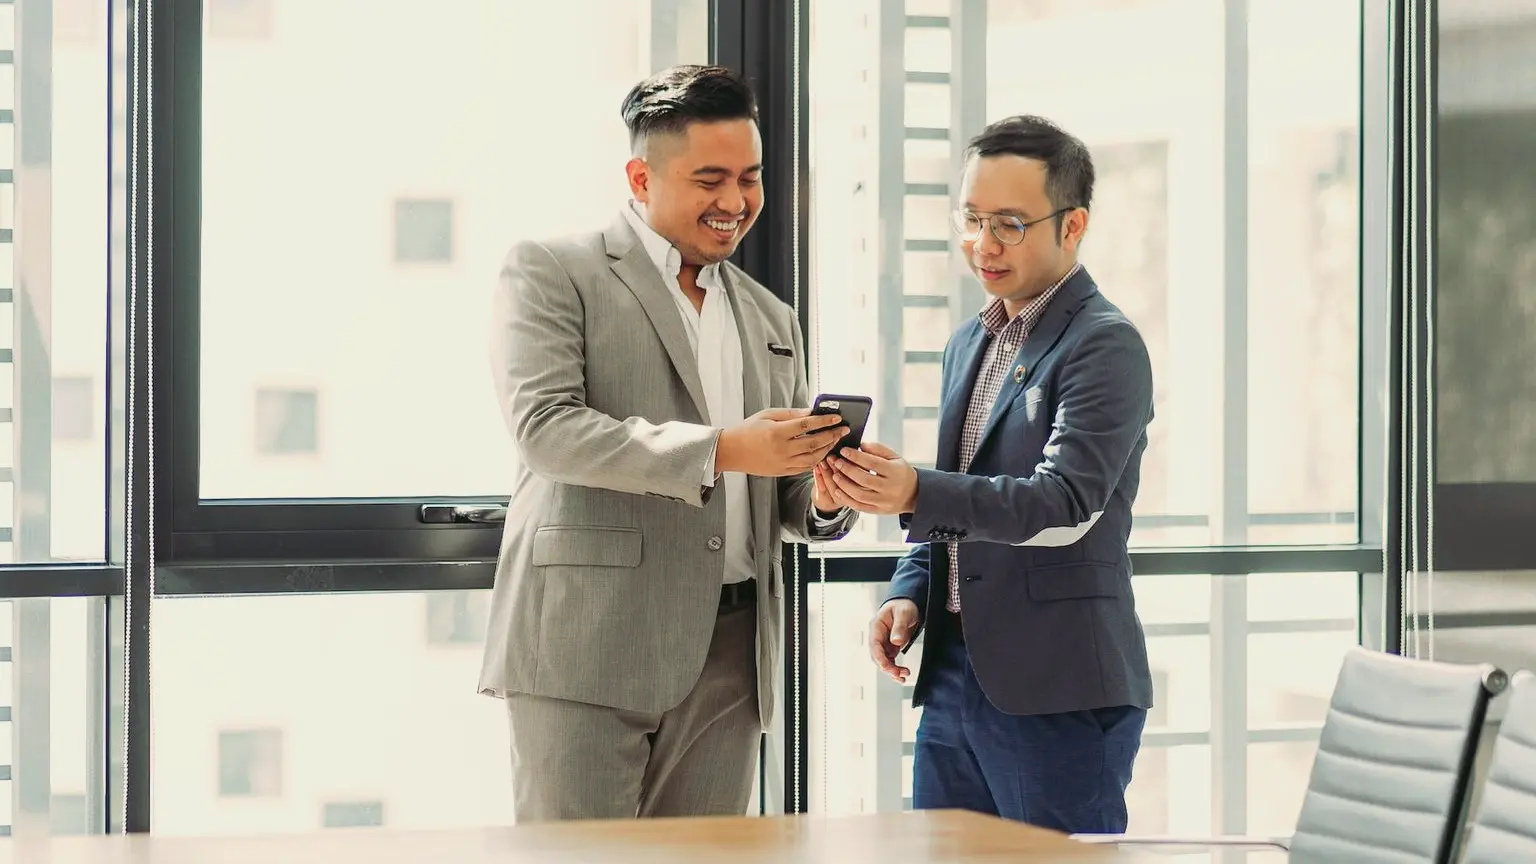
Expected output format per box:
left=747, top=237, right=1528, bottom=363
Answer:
left=625, top=119, right=764, bottom=266
left=958, top=153, right=1089, bottom=315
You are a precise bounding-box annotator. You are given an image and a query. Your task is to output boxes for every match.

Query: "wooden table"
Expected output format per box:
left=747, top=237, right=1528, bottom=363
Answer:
left=3, top=810, right=1155, bottom=863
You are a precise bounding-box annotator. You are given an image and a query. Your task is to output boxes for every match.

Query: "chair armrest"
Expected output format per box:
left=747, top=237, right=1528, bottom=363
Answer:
left=1070, top=833, right=1291, bottom=851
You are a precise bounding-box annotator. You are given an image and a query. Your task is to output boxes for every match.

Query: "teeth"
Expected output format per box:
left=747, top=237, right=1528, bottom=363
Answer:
left=705, top=219, right=740, bottom=232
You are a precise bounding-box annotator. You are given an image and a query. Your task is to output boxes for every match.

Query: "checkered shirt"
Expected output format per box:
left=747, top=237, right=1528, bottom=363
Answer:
left=947, top=264, right=1080, bottom=613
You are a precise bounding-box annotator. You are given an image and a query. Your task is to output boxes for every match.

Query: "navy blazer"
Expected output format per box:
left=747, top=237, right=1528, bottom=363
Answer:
left=886, top=267, right=1154, bottom=717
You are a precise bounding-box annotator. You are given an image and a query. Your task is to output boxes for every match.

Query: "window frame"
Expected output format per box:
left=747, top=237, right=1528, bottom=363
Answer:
left=771, top=0, right=1399, bottom=817
left=152, top=0, right=736, bottom=570
left=77, top=0, right=1510, bottom=837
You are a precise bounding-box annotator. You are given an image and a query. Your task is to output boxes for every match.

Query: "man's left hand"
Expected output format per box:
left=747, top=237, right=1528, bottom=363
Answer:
left=825, top=441, right=919, bottom=516
left=811, top=461, right=842, bottom=515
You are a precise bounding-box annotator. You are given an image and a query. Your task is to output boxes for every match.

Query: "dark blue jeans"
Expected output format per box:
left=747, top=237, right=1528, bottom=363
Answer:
left=912, top=630, right=1146, bottom=833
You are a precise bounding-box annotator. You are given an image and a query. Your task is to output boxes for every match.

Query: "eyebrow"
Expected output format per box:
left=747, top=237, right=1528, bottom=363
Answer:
left=963, top=204, right=1029, bottom=218
left=693, top=163, right=764, bottom=177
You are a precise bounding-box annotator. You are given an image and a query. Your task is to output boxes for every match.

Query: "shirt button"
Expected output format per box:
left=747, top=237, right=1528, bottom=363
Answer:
left=707, top=536, right=724, bottom=551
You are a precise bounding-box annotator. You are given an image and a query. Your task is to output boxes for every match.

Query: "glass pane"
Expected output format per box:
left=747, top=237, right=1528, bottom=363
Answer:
left=3, top=0, right=122, bottom=562
left=807, top=573, right=1357, bottom=839
left=151, top=591, right=512, bottom=836
left=197, top=0, right=711, bottom=499
left=1, top=597, right=109, bottom=837
left=1421, top=570, right=1536, bottom=679
left=1436, top=0, right=1536, bottom=483
left=808, top=0, right=1361, bottom=551
left=1245, top=0, right=1361, bottom=544
left=1247, top=741, right=1319, bottom=839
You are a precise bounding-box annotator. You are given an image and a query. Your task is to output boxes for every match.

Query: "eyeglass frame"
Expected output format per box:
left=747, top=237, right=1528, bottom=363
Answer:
left=951, top=207, right=1075, bottom=246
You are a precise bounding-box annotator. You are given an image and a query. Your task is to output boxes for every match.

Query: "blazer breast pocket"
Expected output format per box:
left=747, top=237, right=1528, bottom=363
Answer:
left=767, top=354, right=797, bottom=402
left=1006, top=384, right=1051, bottom=424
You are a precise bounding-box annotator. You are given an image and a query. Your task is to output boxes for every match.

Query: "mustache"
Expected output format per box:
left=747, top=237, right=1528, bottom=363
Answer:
left=701, top=211, right=748, bottom=221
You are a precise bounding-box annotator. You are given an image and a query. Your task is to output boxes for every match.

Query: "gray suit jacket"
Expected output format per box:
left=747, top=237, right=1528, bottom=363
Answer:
left=478, top=212, right=855, bottom=727
left=886, top=267, right=1154, bottom=716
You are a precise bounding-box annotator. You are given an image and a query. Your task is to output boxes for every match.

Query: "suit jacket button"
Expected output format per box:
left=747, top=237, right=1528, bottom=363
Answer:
left=707, top=536, right=724, bottom=551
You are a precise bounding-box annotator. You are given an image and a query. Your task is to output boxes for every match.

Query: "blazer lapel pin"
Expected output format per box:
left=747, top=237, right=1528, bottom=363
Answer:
left=1014, top=365, right=1027, bottom=383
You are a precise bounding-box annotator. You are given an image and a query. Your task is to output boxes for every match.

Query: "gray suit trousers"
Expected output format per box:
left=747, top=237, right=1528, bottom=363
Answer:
left=505, top=603, right=760, bottom=821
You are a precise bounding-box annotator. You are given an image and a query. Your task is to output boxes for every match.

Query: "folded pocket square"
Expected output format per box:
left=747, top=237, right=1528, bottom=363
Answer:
left=768, top=343, right=794, bottom=357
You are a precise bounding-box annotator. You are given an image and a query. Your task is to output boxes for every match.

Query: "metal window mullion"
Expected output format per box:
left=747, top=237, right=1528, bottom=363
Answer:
left=1359, top=0, right=1394, bottom=654
left=122, top=0, right=180, bottom=834
left=104, top=0, right=130, bottom=833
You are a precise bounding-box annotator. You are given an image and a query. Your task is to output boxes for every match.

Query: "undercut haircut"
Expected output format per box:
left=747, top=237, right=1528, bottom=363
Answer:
left=965, top=115, right=1095, bottom=214
left=620, top=65, right=759, bottom=158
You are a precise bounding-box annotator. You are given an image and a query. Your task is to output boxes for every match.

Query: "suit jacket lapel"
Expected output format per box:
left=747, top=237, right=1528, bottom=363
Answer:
left=722, top=268, right=773, bottom=559
left=937, top=323, right=989, bottom=472
left=604, top=215, right=709, bottom=421
left=972, top=269, right=1098, bottom=457
left=723, top=271, right=768, bottom=417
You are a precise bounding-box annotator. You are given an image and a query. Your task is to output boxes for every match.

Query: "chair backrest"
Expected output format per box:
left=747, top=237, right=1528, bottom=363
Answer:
left=1460, top=670, right=1536, bottom=863
left=1287, top=647, right=1506, bottom=864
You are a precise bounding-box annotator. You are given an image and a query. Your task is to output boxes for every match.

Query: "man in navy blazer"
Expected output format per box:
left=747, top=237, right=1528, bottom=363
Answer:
left=815, top=115, right=1154, bottom=834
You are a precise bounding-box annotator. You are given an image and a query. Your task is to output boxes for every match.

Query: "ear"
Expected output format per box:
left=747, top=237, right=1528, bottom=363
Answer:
left=625, top=157, right=651, bottom=202
left=1061, top=207, right=1089, bottom=251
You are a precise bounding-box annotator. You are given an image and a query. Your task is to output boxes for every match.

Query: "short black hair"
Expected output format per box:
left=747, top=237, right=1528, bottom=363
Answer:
left=965, top=115, right=1095, bottom=213
left=620, top=65, right=759, bottom=155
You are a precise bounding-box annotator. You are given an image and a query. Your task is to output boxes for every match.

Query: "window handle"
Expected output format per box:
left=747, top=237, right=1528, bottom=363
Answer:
left=418, top=504, right=507, bottom=524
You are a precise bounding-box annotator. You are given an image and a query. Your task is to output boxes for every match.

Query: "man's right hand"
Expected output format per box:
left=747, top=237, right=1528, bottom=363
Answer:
left=715, top=408, right=848, bottom=477
left=868, top=599, right=921, bottom=683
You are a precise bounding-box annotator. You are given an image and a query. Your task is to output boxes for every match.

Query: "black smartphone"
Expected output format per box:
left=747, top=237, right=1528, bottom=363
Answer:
left=809, top=393, right=873, bottom=454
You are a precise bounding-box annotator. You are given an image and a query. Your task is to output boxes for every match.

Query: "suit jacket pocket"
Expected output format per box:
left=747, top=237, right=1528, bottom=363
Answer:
left=532, top=526, right=643, bottom=568
left=1002, top=384, right=1050, bottom=424
left=768, top=354, right=798, bottom=404
left=1025, top=561, right=1123, bottom=601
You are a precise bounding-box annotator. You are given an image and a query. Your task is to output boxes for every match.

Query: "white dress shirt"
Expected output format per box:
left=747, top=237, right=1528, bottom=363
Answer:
left=622, top=203, right=755, bottom=586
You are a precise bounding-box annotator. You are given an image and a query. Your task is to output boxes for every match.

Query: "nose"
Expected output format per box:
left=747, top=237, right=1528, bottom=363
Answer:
left=973, top=224, right=1004, bottom=257
left=714, top=187, right=747, bottom=218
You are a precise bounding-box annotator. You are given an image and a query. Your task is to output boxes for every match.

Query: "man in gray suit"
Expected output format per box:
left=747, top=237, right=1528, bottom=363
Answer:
left=816, top=115, right=1153, bottom=834
left=479, top=65, right=857, bottom=822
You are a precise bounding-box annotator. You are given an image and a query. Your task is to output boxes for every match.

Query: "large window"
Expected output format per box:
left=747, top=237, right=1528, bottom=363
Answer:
left=142, top=0, right=717, bottom=837
left=193, top=0, right=709, bottom=507
left=9, top=0, right=1465, bottom=840
left=808, top=0, right=1361, bottom=551
left=792, top=0, right=1375, bottom=837
left=0, top=0, right=125, bottom=840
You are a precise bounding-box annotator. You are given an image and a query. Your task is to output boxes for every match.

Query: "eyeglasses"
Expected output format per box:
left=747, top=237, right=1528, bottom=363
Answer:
left=950, top=208, right=1071, bottom=246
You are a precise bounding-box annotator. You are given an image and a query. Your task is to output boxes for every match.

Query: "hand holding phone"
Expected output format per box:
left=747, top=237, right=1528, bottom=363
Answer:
left=716, top=407, right=848, bottom=477
left=809, top=393, right=873, bottom=454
